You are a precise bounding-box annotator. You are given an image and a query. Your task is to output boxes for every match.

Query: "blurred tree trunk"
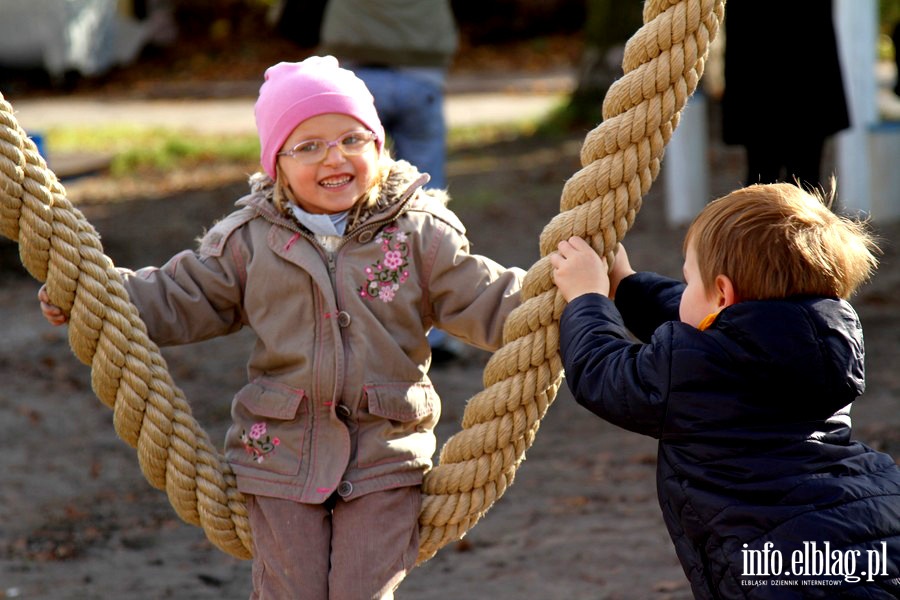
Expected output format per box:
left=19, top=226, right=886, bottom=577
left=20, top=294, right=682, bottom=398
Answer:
left=568, top=0, right=644, bottom=125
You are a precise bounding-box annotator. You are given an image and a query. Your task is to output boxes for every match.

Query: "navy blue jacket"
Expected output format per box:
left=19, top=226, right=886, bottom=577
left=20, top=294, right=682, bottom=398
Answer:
left=560, top=272, right=900, bottom=599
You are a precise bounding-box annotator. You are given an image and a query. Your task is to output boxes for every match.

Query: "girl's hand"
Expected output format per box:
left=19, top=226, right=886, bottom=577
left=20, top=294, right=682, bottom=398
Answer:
left=550, top=236, right=610, bottom=302
left=38, top=285, right=68, bottom=326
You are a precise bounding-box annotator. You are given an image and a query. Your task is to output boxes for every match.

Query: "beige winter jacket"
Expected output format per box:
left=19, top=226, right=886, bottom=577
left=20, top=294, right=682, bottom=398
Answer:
left=121, top=162, right=524, bottom=504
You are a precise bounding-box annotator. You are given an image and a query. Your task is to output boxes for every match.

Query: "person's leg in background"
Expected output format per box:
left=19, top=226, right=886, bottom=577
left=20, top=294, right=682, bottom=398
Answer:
left=893, top=22, right=900, bottom=97
left=743, top=135, right=826, bottom=191
left=382, top=73, right=447, bottom=190
left=353, top=67, right=447, bottom=189
left=743, top=139, right=783, bottom=186
left=781, top=135, right=825, bottom=191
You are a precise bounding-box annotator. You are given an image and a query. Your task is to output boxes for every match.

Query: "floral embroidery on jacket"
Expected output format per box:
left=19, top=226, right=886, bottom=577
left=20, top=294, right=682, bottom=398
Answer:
left=240, top=422, right=281, bottom=463
left=359, top=226, right=411, bottom=303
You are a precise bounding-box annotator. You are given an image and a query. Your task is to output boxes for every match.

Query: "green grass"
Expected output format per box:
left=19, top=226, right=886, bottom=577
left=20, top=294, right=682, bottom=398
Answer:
left=448, top=121, right=541, bottom=148
left=46, top=125, right=260, bottom=176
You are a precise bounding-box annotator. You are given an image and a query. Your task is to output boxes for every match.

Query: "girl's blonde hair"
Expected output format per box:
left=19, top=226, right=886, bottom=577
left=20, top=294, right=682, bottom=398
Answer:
left=684, top=182, right=878, bottom=300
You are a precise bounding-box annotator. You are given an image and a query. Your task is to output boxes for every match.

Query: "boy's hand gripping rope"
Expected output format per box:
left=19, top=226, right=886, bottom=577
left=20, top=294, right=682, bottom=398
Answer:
left=0, top=0, right=724, bottom=564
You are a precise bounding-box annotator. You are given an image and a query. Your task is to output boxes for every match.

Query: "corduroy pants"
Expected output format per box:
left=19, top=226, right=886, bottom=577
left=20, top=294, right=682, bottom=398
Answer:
left=248, top=486, right=421, bottom=600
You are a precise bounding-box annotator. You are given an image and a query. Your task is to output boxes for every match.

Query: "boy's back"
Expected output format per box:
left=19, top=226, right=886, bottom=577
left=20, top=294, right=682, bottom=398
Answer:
left=603, top=273, right=900, bottom=597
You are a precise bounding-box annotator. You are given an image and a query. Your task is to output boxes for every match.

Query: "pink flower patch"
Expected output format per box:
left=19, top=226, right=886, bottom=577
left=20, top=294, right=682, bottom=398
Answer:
left=359, top=227, right=411, bottom=303
left=384, top=250, right=403, bottom=270
left=249, top=422, right=267, bottom=440
left=240, top=421, right=280, bottom=464
left=379, top=285, right=398, bottom=302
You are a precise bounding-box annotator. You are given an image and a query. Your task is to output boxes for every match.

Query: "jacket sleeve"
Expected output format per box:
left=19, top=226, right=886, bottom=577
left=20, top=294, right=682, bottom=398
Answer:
left=422, top=213, right=524, bottom=351
left=614, top=272, right=684, bottom=342
left=120, top=218, right=249, bottom=346
left=560, top=293, right=671, bottom=438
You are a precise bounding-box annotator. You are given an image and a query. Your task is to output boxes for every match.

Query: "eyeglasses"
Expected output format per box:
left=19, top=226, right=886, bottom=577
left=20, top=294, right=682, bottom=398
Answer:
left=277, top=130, right=377, bottom=164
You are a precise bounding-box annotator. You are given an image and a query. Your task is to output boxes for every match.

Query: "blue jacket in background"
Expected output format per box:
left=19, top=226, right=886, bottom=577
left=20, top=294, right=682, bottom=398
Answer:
left=559, top=272, right=900, bottom=599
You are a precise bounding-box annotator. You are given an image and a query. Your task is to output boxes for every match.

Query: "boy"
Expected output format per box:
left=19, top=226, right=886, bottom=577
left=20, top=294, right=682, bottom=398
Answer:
left=550, top=183, right=900, bottom=598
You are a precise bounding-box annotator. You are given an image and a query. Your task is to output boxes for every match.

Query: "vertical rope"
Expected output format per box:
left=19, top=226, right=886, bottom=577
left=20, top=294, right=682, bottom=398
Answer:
left=416, top=0, right=724, bottom=563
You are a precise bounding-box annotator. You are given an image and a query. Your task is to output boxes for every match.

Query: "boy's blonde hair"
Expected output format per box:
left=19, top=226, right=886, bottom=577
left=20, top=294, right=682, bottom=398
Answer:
left=684, top=183, right=878, bottom=301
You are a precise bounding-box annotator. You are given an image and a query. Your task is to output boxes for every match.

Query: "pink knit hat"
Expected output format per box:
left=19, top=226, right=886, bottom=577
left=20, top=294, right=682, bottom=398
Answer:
left=255, top=56, right=385, bottom=178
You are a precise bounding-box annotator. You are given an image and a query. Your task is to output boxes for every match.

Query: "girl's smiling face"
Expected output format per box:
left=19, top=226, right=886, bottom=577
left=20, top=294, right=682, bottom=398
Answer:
left=277, top=113, right=380, bottom=215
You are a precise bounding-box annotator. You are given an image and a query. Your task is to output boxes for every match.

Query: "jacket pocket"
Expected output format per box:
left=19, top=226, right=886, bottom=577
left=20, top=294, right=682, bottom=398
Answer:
left=226, top=378, right=307, bottom=476
left=356, top=382, right=440, bottom=469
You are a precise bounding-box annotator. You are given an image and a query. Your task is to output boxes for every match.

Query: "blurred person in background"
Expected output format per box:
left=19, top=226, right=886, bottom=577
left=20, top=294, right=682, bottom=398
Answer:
left=721, top=0, right=849, bottom=191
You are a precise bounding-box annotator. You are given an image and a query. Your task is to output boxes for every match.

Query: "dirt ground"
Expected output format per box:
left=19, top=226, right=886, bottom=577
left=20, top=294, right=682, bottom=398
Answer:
left=1, top=120, right=899, bottom=600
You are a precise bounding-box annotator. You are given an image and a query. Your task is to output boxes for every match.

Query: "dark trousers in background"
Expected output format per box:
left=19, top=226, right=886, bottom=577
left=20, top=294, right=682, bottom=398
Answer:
left=743, top=135, right=826, bottom=191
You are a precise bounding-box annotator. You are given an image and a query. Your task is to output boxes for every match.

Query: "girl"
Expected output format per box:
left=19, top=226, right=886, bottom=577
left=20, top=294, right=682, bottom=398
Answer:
left=40, top=56, right=524, bottom=599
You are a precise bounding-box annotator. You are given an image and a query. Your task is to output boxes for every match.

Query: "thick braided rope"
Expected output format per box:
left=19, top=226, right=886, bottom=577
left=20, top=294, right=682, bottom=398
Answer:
left=0, top=100, right=253, bottom=559
left=0, top=0, right=723, bottom=565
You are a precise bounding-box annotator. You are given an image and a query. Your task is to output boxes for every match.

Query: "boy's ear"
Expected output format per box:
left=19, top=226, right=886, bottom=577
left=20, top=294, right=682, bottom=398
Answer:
left=713, top=274, right=737, bottom=309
